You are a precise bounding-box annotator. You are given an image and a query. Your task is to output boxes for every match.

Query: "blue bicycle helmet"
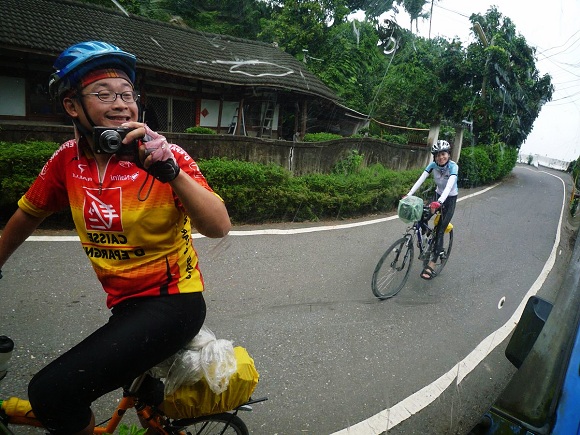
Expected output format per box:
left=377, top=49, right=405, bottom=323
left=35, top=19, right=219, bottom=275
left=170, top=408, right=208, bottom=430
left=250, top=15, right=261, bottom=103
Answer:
left=49, top=41, right=136, bottom=99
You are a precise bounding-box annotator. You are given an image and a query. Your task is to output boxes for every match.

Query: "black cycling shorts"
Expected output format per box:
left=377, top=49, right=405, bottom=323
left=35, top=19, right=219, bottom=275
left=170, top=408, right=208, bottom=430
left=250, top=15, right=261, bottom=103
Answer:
left=28, top=292, right=206, bottom=434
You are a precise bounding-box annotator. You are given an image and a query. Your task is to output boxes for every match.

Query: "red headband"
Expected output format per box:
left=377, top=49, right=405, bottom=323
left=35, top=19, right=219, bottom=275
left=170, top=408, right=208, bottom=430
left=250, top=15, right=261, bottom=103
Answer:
left=80, top=68, right=133, bottom=88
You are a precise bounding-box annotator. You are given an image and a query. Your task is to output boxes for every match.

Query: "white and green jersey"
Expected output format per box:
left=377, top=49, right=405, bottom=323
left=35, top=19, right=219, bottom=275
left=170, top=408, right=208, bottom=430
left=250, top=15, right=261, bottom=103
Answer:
left=407, top=160, right=458, bottom=203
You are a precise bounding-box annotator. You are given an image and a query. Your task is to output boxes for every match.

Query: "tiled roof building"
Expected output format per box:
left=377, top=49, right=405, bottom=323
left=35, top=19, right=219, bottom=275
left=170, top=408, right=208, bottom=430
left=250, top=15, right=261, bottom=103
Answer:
left=1, top=0, right=366, bottom=138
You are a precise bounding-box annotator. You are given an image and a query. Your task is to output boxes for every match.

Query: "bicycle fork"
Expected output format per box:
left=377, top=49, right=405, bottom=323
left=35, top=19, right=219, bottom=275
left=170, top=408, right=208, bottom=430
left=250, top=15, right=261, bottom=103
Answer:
left=392, top=236, right=412, bottom=270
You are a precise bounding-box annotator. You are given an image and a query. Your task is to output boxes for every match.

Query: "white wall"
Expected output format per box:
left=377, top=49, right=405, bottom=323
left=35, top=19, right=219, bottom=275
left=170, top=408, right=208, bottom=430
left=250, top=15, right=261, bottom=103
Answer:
left=0, top=76, right=26, bottom=116
left=519, top=153, right=570, bottom=171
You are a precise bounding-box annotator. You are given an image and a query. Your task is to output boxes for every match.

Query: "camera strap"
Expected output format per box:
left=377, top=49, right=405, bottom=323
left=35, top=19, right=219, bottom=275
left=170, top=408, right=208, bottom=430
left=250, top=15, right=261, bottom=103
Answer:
left=137, top=172, right=156, bottom=202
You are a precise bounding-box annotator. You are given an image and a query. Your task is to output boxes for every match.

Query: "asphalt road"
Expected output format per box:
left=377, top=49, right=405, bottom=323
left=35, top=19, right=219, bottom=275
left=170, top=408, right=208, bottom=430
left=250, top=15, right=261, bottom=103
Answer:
left=0, top=164, right=575, bottom=434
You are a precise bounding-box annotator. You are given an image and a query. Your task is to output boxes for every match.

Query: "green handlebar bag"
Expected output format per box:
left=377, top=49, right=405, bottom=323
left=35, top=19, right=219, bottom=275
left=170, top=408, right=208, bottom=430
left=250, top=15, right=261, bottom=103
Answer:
left=397, top=195, right=423, bottom=223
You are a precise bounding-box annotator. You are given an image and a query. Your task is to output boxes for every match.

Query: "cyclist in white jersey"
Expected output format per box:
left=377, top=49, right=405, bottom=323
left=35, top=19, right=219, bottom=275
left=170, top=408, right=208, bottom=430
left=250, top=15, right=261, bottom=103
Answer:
left=406, top=140, right=458, bottom=279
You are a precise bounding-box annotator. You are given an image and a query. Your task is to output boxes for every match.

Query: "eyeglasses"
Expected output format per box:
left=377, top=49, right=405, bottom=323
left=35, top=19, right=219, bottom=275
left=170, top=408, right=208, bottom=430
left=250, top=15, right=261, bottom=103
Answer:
left=81, top=90, right=140, bottom=103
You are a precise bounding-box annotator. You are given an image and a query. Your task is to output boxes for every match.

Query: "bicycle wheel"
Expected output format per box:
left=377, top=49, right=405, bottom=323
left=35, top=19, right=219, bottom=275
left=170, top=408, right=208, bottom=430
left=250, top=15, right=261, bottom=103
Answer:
left=172, top=413, right=249, bottom=435
left=372, top=237, right=414, bottom=299
left=423, top=228, right=453, bottom=275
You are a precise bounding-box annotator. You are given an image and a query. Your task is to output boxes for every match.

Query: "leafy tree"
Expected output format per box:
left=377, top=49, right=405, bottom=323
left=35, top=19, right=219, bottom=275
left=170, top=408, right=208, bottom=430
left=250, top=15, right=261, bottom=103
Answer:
left=372, top=34, right=472, bottom=127
left=76, top=0, right=173, bottom=21
left=258, top=0, right=330, bottom=56
left=347, top=0, right=399, bottom=21
left=466, top=7, right=553, bottom=146
left=306, top=20, right=387, bottom=113
left=79, top=0, right=550, bottom=150
left=77, top=0, right=270, bottom=38
left=397, top=0, right=430, bottom=32
left=162, top=0, right=270, bottom=37
left=373, top=58, right=440, bottom=125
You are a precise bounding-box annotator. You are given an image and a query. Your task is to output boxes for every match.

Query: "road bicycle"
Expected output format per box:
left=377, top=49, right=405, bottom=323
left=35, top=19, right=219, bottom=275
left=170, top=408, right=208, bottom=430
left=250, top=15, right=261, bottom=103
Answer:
left=371, top=204, right=453, bottom=300
left=0, top=335, right=266, bottom=435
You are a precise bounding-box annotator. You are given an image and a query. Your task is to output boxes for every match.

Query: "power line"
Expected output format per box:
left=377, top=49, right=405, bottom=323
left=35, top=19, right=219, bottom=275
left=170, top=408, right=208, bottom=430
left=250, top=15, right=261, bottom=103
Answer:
left=555, top=82, right=580, bottom=92
left=540, top=54, right=580, bottom=79
left=432, top=3, right=470, bottom=19
left=539, top=34, right=580, bottom=59
left=547, top=97, right=580, bottom=106
left=551, top=89, right=580, bottom=101
left=552, top=77, right=580, bottom=86
left=539, top=28, right=580, bottom=54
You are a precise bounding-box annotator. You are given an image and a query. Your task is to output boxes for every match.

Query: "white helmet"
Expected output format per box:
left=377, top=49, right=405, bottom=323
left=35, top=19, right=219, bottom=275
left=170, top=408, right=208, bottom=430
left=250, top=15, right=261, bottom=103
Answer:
left=431, top=140, right=451, bottom=155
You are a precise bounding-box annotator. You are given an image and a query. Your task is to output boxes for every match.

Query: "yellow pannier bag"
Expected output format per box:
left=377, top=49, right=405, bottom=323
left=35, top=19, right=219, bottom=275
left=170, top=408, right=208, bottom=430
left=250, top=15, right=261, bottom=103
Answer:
left=162, top=346, right=259, bottom=419
left=433, top=213, right=453, bottom=233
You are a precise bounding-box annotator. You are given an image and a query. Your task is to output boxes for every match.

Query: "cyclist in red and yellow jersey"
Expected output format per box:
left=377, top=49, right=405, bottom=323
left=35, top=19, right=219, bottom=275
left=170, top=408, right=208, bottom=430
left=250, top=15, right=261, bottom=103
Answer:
left=0, top=41, right=231, bottom=434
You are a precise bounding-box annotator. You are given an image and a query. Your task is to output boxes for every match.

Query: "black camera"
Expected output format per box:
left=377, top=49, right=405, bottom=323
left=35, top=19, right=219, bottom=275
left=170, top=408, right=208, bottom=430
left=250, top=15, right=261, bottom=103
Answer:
left=93, top=127, right=136, bottom=155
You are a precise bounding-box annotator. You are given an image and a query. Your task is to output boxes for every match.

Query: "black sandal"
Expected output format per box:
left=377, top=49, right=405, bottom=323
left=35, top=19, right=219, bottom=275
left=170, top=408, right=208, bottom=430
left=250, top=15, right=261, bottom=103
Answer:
left=421, top=266, right=436, bottom=280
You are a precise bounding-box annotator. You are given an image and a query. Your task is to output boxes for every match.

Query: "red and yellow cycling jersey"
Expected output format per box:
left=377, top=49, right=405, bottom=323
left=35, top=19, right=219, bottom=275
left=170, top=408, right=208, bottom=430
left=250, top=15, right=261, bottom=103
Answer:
left=19, top=139, right=216, bottom=308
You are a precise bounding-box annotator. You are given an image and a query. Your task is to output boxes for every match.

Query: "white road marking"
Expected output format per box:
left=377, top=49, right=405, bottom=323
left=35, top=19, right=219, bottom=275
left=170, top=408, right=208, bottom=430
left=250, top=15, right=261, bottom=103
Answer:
left=498, top=296, right=507, bottom=309
left=25, top=183, right=499, bottom=242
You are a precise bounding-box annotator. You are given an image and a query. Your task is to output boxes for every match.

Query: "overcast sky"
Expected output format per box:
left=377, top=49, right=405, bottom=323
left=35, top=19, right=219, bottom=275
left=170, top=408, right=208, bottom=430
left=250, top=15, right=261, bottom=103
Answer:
left=385, top=0, right=580, bottom=162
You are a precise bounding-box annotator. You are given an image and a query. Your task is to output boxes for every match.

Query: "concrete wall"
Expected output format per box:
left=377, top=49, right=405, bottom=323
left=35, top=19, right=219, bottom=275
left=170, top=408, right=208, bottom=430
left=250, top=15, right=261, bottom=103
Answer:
left=173, top=134, right=430, bottom=175
left=518, top=152, right=571, bottom=171
left=0, top=124, right=431, bottom=175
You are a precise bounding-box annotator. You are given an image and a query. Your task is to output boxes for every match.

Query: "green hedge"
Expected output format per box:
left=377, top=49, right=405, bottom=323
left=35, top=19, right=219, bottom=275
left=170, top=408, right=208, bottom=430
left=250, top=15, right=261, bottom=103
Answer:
left=0, top=141, right=60, bottom=210
left=196, top=159, right=425, bottom=223
left=302, top=132, right=343, bottom=142
left=184, top=126, right=216, bottom=134
left=0, top=141, right=517, bottom=226
left=458, top=143, right=517, bottom=188
left=381, top=133, right=408, bottom=144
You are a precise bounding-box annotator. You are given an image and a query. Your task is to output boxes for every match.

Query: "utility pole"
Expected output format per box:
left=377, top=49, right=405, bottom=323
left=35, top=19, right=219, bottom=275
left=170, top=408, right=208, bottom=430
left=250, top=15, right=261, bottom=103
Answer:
left=428, top=0, right=435, bottom=39
left=474, top=22, right=492, bottom=99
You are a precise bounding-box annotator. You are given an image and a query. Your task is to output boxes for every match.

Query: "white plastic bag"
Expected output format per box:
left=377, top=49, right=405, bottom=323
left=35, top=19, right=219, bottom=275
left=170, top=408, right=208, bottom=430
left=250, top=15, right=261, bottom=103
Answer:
left=187, top=325, right=216, bottom=350
left=163, top=349, right=203, bottom=395
left=200, top=339, right=237, bottom=394
left=149, top=325, right=237, bottom=396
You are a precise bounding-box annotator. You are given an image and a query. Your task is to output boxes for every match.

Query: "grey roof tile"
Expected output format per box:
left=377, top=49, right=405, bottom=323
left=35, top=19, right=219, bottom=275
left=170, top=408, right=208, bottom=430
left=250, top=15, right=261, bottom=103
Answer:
left=1, top=0, right=339, bottom=101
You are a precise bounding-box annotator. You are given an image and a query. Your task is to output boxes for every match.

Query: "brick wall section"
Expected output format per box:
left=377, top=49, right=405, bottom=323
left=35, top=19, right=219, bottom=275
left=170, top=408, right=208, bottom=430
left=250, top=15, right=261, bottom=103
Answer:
left=0, top=124, right=430, bottom=175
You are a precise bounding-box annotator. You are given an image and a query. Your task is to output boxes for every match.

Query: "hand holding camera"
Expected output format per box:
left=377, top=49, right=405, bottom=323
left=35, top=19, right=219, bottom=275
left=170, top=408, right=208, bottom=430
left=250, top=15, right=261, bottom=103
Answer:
left=93, top=127, right=137, bottom=156
left=93, top=124, right=180, bottom=183
left=138, top=125, right=180, bottom=183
